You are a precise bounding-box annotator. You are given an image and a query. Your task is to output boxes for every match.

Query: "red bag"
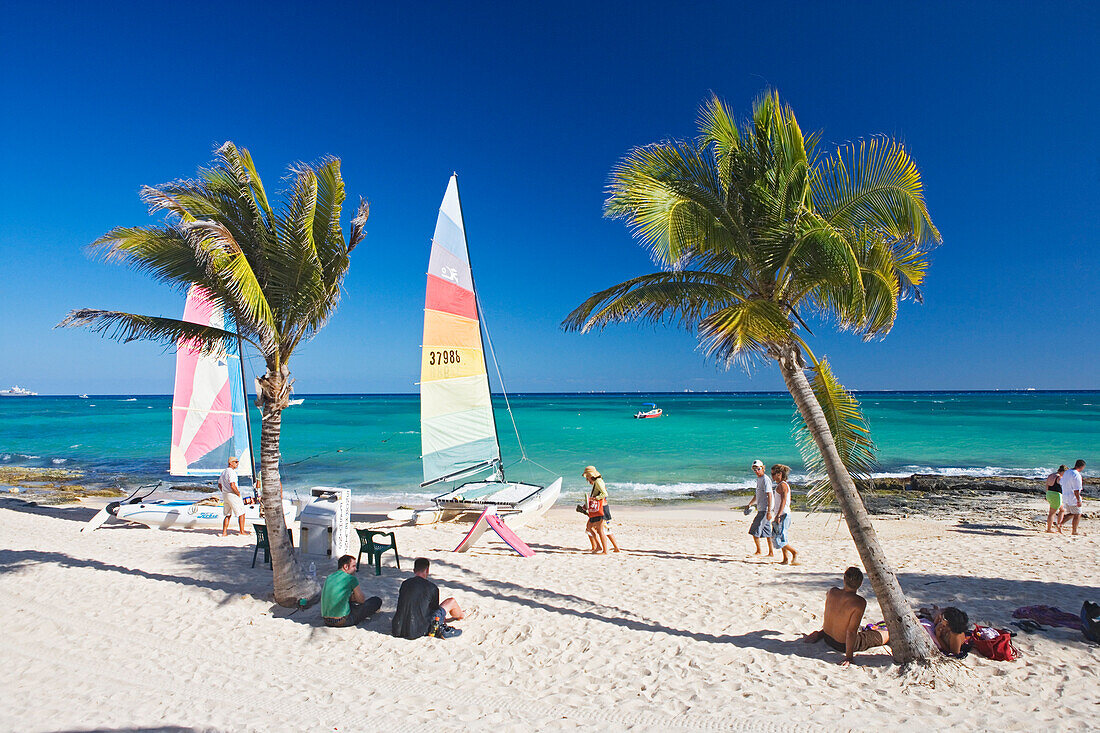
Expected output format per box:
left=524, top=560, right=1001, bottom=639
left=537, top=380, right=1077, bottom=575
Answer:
left=969, top=625, right=1019, bottom=661
left=586, top=497, right=605, bottom=518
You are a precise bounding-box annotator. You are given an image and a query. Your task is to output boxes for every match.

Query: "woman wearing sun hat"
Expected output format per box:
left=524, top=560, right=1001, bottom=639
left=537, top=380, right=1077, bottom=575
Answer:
left=582, top=466, right=620, bottom=554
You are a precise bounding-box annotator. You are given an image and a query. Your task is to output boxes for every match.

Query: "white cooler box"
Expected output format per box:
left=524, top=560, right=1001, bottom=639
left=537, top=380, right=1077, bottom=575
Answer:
left=297, top=487, right=352, bottom=557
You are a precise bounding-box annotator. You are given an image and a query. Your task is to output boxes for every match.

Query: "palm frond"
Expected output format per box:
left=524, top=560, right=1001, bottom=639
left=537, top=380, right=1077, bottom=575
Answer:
left=793, top=358, right=877, bottom=509
left=698, top=298, right=794, bottom=367
left=698, top=94, right=741, bottom=186
left=57, top=309, right=250, bottom=355
left=811, top=136, right=941, bottom=245
left=605, top=141, right=750, bottom=268
left=90, top=226, right=208, bottom=294
left=562, top=271, right=749, bottom=333
left=182, top=218, right=277, bottom=343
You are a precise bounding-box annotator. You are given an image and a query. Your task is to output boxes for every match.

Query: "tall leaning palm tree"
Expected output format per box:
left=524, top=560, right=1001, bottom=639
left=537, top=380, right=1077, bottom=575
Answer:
left=60, top=142, right=368, bottom=606
left=565, top=92, right=942, bottom=664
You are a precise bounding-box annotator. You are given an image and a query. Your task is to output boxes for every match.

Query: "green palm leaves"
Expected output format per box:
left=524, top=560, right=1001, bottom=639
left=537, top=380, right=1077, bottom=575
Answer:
left=59, top=143, right=368, bottom=368
left=796, top=358, right=878, bottom=508
left=566, top=91, right=940, bottom=487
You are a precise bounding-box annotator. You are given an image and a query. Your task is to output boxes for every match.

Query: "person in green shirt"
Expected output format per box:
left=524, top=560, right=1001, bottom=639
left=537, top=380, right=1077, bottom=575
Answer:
left=321, top=555, right=382, bottom=628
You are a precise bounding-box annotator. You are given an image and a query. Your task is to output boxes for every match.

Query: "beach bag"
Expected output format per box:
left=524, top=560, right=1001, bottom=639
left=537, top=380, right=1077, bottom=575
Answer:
left=586, top=497, right=605, bottom=518
left=970, top=625, right=1019, bottom=661
left=1082, top=601, right=1100, bottom=644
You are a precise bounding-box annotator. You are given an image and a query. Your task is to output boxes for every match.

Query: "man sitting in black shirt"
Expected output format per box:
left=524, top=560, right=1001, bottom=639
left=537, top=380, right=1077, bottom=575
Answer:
left=392, top=557, right=465, bottom=639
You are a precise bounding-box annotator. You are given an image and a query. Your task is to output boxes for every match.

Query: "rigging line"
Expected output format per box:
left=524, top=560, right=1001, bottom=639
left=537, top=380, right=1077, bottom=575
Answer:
left=477, top=294, right=527, bottom=461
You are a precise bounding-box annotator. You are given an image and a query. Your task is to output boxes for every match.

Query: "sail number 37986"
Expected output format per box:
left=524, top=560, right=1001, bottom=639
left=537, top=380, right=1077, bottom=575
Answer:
left=428, top=350, right=462, bottom=365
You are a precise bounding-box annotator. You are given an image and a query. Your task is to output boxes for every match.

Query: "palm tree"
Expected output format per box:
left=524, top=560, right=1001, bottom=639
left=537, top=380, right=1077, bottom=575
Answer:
left=564, top=92, right=942, bottom=664
left=59, top=142, right=368, bottom=606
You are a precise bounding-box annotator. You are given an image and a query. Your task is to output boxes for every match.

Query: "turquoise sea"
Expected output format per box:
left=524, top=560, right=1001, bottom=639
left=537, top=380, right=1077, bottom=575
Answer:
left=1, top=392, right=1096, bottom=504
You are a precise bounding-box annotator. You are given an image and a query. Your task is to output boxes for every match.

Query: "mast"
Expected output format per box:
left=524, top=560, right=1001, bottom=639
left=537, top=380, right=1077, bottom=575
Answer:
left=236, top=334, right=257, bottom=489
left=452, top=173, right=505, bottom=482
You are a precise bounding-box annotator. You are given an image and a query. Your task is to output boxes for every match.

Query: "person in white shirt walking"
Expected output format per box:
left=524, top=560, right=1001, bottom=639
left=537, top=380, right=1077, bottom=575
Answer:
left=219, top=456, right=251, bottom=537
left=744, top=459, right=774, bottom=557
left=1058, top=459, right=1087, bottom=536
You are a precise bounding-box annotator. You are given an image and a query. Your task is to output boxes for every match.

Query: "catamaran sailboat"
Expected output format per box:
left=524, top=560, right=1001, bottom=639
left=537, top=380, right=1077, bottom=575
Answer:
left=84, top=286, right=295, bottom=531
left=415, top=175, right=561, bottom=527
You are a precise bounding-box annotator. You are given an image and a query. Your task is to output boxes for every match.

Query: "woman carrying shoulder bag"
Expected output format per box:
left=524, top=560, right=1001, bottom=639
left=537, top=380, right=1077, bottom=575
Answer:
left=582, top=466, right=620, bottom=554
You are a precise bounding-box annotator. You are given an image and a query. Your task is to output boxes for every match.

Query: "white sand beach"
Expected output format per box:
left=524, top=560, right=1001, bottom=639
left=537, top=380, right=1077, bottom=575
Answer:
left=2, top=498, right=1097, bottom=732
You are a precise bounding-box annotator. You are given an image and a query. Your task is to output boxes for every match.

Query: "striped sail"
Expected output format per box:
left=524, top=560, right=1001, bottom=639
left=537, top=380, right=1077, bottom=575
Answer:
left=420, top=175, right=500, bottom=485
left=169, top=286, right=253, bottom=477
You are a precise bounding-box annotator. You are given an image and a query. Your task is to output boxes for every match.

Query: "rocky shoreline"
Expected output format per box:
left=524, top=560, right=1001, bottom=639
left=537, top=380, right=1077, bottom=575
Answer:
left=681, top=473, right=1096, bottom=521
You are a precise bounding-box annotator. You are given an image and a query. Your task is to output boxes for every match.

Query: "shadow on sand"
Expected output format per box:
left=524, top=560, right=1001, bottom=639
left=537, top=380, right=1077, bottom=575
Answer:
left=0, top=497, right=101, bottom=523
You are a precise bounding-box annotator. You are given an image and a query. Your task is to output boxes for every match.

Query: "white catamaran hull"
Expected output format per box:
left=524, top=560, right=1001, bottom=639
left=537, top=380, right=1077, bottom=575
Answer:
left=427, top=477, right=562, bottom=527
left=113, top=498, right=297, bottom=530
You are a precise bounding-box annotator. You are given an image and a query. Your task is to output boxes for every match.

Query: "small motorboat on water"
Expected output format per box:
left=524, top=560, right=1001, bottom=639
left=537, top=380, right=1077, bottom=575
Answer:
left=634, top=403, right=663, bottom=419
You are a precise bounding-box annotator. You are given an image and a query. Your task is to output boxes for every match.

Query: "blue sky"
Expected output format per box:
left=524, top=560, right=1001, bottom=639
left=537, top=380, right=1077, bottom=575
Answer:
left=1, top=1, right=1097, bottom=394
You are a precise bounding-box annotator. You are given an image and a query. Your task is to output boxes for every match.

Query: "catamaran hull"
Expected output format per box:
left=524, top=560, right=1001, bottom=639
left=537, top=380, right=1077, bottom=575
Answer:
left=428, top=478, right=562, bottom=527
left=113, top=499, right=296, bottom=530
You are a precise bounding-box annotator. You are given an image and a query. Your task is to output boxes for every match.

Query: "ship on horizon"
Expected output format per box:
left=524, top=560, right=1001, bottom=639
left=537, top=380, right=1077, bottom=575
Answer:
left=0, top=385, right=38, bottom=396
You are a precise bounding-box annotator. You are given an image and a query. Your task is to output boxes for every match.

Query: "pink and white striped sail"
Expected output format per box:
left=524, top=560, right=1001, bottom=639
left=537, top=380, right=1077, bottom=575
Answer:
left=169, top=286, right=253, bottom=477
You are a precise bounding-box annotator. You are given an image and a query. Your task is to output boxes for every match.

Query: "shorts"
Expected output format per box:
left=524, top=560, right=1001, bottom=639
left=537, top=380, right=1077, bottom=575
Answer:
left=1046, top=491, right=1062, bottom=509
left=823, top=627, right=886, bottom=654
left=222, top=492, right=246, bottom=517
left=749, top=511, right=772, bottom=538
left=853, top=627, right=887, bottom=653
left=771, top=513, right=791, bottom=549
left=1063, top=503, right=1082, bottom=515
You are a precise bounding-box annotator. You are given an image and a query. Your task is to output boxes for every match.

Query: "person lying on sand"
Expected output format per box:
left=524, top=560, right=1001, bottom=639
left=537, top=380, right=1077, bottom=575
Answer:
left=914, top=606, right=971, bottom=657
left=392, top=558, right=464, bottom=639
left=321, top=555, right=383, bottom=628
left=801, top=566, right=883, bottom=666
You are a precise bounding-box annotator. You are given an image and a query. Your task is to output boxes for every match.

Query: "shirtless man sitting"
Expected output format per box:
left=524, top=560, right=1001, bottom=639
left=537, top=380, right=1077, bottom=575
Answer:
left=801, top=566, right=887, bottom=666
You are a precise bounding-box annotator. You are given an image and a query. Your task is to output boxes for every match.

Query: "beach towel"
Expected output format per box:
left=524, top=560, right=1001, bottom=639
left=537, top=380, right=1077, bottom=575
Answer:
left=1012, top=605, right=1083, bottom=631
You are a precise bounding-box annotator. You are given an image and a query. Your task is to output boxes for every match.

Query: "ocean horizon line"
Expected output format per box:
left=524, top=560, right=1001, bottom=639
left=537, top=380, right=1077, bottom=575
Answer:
left=11, top=388, right=1100, bottom=398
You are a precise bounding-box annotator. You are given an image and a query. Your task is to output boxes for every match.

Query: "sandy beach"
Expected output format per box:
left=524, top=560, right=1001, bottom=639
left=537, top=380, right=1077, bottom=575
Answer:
left=2, top=497, right=1097, bottom=732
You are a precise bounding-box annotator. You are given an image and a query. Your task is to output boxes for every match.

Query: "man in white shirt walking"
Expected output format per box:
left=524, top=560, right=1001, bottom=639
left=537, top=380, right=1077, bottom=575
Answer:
left=744, top=459, right=775, bottom=556
left=1059, top=459, right=1087, bottom=536
left=219, top=456, right=251, bottom=537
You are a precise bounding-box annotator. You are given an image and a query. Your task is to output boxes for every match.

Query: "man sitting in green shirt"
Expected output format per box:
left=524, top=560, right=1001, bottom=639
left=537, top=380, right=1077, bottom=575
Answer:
left=321, top=555, right=383, bottom=628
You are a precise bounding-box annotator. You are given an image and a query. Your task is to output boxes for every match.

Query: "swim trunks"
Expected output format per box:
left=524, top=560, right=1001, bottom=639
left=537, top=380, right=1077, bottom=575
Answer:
left=1064, top=503, right=1082, bottom=515
left=749, top=511, right=772, bottom=538
left=1046, top=491, right=1062, bottom=509
left=822, top=628, right=885, bottom=654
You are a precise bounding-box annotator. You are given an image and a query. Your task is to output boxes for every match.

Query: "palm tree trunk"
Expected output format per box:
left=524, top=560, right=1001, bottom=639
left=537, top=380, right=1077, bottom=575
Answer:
left=773, top=343, right=937, bottom=664
left=257, top=374, right=320, bottom=607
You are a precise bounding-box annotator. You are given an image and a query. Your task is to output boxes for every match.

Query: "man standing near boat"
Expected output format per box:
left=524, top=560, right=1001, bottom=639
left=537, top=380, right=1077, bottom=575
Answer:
left=218, top=456, right=250, bottom=537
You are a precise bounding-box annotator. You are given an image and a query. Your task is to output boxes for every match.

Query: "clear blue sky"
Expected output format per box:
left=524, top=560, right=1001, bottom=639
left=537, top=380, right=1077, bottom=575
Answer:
left=1, top=2, right=1096, bottom=394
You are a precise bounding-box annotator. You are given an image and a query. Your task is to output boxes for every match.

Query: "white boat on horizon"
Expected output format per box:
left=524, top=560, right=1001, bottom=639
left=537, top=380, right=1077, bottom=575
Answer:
left=1, top=385, right=37, bottom=396
left=411, top=175, right=561, bottom=530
